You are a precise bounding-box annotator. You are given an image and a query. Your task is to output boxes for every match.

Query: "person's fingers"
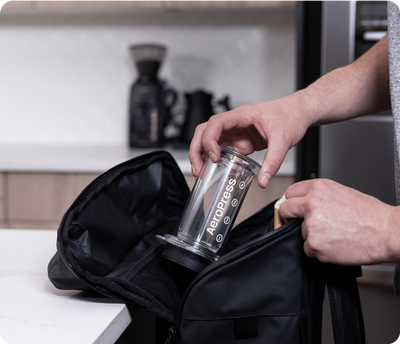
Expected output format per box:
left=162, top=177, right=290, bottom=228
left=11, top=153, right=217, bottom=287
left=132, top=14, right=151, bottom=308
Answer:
left=201, top=113, right=233, bottom=162
left=303, top=239, right=318, bottom=259
left=189, top=105, right=272, bottom=177
left=189, top=110, right=250, bottom=176
left=188, top=123, right=207, bottom=176
left=257, top=136, right=291, bottom=188
left=284, top=180, right=313, bottom=198
left=278, top=197, right=306, bottom=221
left=279, top=197, right=317, bottom=259
left=278, top=180, right=320, bottom=220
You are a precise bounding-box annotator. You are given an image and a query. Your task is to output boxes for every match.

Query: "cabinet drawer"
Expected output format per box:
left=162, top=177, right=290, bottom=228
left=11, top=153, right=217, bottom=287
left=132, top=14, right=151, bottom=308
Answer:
left=35, top=0, right=163, bottom=9
left=0, top=173, right=4, bottom=222
left=2, top=0, right=294, bottom=12
left=163, top=1, right=294, bottom=9
left=1, top=1, right=32, bottom=11
left=7, top=173, right=98, bottom=228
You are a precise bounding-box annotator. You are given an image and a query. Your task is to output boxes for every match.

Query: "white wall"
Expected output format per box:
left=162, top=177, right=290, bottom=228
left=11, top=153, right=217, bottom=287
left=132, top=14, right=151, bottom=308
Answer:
left=0, top=8, right=295, bottom=146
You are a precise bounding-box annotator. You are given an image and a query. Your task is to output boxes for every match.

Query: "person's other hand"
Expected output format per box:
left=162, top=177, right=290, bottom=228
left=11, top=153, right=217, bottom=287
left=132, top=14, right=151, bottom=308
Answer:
left=188, top=92, right=312, bottom=188
left=279, top=178, right=400, bottom=265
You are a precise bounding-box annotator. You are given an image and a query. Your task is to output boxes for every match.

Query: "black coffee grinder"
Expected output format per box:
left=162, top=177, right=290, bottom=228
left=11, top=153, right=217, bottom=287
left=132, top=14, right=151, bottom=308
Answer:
left=129, top=44, right=176, bottom=148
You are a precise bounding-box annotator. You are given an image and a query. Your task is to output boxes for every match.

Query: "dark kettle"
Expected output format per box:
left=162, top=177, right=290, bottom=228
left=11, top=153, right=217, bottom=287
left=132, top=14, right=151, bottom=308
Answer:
left=180, top=90, right=231, bottom=143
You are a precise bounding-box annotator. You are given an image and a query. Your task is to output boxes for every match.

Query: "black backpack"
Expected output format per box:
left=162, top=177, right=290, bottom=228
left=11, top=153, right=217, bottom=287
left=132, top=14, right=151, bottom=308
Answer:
left=48, top=151, right=365, bottom=344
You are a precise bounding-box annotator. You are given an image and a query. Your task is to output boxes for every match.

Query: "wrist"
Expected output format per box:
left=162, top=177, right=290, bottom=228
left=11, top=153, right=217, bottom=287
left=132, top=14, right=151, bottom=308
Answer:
left=292, top=88, right=322, bottom=128
left=383, top=205, right=400, bottom=263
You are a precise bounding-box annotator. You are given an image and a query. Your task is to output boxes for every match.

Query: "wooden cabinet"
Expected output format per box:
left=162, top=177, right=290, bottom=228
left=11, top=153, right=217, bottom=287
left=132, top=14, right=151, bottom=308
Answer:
left=163, top=1, right=295, bottom=9
left=34, top=0, right=163, bottom=9
left=2, top=1, right=295, bottom=12
left=1, top=1, right=32, bottom=11
left=0, top=172, right=293, bottom=230
left=0, top=173, right=5, bottom=228
left=4, top=172, right=99, bottom=229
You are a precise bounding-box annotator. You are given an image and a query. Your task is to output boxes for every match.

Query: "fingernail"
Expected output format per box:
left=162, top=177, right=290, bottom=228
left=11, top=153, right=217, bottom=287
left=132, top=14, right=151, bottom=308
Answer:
left=191, top=163, right=195, bottom=175
left=209, top=151, right=217, bottom=162
left=261, top=173, right=272, bottom=188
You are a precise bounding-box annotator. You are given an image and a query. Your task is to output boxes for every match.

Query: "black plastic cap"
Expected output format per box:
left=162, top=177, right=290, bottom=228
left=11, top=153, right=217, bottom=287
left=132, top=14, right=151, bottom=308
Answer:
left=162, top=243, right=212, bottom=272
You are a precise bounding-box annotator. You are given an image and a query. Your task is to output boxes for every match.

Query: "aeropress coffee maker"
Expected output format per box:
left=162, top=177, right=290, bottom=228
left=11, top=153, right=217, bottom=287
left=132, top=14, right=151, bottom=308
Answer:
left=157, top=146, right=261, bottom=272
left=129, top=44, right=177, bottom=148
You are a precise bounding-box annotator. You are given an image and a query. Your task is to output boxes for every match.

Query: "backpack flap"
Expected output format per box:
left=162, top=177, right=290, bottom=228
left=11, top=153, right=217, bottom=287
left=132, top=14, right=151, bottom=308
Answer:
left=48, top=151, right=196, bottom=323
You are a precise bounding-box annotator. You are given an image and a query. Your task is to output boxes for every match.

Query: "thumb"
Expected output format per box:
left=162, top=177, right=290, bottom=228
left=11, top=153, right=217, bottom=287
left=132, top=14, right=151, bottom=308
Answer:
left=257, top=140, right=289, bottom=188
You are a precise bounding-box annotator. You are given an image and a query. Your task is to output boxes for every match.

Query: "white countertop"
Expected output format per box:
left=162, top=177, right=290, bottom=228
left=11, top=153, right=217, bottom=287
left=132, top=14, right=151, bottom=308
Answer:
left=0, top=144, right=295, bottom=176
left=0, top=229, right=138, bottom=344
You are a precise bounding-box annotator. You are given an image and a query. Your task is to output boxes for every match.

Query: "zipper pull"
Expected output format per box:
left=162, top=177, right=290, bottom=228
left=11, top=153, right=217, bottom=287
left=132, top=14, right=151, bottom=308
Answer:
left=165, top=325, right=174, bottom=344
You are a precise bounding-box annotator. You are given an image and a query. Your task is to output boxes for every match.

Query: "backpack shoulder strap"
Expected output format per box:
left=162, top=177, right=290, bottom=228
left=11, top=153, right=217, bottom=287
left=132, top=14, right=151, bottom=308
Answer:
left=323, top=264, right=365, bottom=344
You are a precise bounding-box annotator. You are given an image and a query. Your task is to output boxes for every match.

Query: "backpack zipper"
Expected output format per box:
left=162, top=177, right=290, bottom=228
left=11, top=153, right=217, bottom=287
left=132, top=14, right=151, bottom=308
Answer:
left=165, top=325, right=175, bottom=344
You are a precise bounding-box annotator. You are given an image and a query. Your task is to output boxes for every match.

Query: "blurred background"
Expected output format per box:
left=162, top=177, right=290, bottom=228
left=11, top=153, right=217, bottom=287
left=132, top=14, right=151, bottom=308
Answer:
left=0, top=1, right=296, bottom=232
left=0, top=1, right=295, bottom=147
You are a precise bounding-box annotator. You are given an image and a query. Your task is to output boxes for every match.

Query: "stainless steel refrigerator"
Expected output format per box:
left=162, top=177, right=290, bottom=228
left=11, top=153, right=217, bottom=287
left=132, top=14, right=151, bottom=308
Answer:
left=296, top=2, right=400, bottom=343
left=319, top=1, right=395, bottom=206
left=297, top=1, right=394, bottom=205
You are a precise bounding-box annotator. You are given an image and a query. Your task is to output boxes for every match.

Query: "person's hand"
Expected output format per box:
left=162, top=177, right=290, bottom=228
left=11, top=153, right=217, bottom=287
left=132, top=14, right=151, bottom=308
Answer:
left=279, top=178, right=400, bottom=265
left=188, top=92, right=312, bottom=188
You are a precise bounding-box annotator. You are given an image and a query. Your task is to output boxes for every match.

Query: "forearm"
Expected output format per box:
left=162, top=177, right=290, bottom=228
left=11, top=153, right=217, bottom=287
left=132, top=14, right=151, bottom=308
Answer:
left=188, top=36, right=390, bottom=186
left=299, top=35, right=391, bottom=127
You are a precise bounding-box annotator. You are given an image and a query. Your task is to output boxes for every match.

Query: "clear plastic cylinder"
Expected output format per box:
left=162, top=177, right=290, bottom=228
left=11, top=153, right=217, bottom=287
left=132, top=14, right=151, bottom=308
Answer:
left=157, top=146, right=261, bottom=268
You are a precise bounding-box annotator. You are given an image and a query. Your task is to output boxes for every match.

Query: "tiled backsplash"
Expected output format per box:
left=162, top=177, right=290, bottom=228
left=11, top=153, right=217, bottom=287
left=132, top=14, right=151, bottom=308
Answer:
left=0, top=8, right=295, bottom=146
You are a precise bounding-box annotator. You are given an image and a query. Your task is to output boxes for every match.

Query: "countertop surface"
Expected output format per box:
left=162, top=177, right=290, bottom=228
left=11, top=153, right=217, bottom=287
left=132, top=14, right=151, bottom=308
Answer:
left=0, top=228, right=393, bottom=344
left=0, top=144, right=296, bottom=176
left=0, top=229, right=137, bottom=344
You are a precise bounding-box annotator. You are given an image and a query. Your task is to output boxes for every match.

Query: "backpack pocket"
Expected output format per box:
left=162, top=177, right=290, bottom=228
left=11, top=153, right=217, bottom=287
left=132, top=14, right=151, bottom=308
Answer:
left=48, top=151, right=196, bottom=323
left=174, top=206, right=307, bottom=344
